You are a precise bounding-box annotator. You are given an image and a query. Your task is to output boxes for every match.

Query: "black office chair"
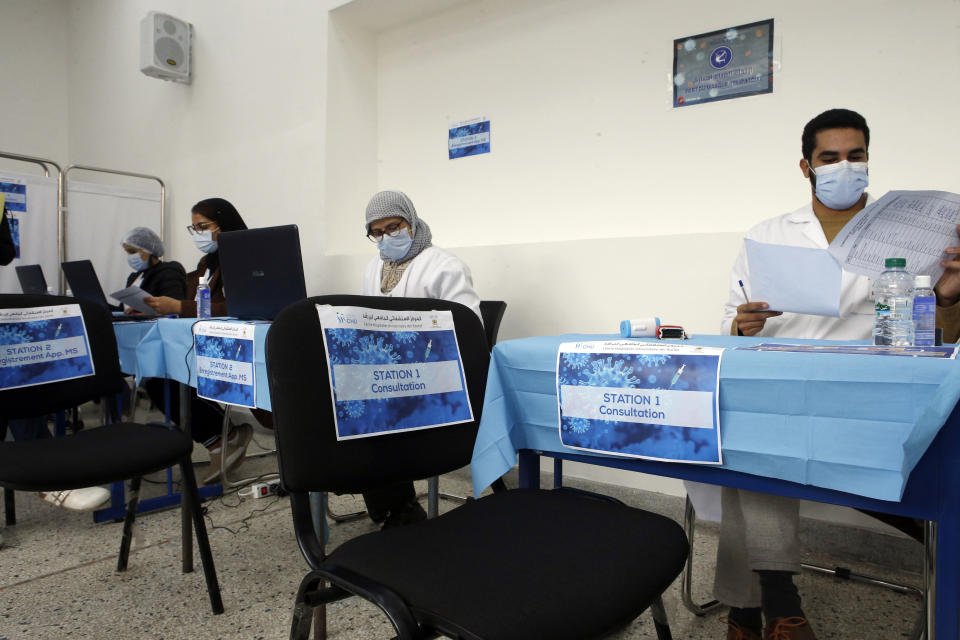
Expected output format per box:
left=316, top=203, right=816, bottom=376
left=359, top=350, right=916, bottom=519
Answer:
left=266, top=295, right=689, bottom=640
left=0, top=294, right=224, bottom=615
left=479, top=300, right=507, bottom=349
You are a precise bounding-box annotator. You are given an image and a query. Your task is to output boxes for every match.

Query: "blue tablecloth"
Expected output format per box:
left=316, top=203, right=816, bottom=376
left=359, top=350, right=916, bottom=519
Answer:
left=113, top=318, right=273, bottom=410
left=471, top=334, right=960, bottom=501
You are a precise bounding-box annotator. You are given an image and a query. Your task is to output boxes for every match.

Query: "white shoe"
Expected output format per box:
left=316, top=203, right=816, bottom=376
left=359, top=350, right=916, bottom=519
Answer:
left=39, top=487, right=111, bottom=512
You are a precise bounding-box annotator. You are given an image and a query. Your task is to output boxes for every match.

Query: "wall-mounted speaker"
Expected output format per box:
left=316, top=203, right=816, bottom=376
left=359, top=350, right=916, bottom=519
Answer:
left=140, top=11, right=193, bottom=84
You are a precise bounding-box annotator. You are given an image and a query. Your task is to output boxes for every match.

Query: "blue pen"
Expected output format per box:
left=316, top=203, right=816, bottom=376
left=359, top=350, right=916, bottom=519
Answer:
left=738, top=279, right=750, bottom=303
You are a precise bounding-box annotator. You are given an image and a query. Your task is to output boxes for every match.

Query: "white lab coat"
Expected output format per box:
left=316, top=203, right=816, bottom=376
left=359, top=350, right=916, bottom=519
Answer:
left=720, top=199, right=875, bottom=340
left=362, top=246, right=483, bottom=323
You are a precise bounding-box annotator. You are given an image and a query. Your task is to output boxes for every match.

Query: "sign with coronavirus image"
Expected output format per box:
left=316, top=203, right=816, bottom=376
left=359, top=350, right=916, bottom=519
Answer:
left=316, top=305, right=473, bottom=440
left=557, top=341, right=723, bottom=463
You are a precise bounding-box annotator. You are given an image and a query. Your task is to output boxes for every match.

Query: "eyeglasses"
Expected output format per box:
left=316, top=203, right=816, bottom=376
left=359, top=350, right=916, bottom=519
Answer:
left=367, top=221, right=407, bottom=243
left=186, top=221, right=219, bottom=235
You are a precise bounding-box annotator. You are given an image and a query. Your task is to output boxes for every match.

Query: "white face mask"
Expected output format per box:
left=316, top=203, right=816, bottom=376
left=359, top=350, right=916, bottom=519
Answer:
left=810, top=160, right=869, bottom=210
left=192, top=230, right=218, bottom=254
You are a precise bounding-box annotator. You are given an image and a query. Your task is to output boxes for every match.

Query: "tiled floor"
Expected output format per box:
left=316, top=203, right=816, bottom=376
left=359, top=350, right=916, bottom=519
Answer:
left=0, top=424, right=925, bottom=639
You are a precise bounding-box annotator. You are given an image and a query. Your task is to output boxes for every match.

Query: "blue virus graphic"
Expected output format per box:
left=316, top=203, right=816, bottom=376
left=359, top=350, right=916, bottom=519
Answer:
left=637, top=354, right=669, bottom=368
left=406, top=350, right=414, bottom=359
left=197, top=337, right=226, bottom=359
left=568, top=418, right=590, bottom=434
left=562, top=352, right=591, bottom=370
left=647, top=374, right=657, bottom=384
left=342, top=400, right=365, bottom=418
left=351, top=334, right=401, bottom=365
left=329, top=328, right=357, bottom=348
left=581, top=357, right=640, bottom=388
left=392, top=331, right=418, bottom=345
left=0, top=324, right=31, bottom=344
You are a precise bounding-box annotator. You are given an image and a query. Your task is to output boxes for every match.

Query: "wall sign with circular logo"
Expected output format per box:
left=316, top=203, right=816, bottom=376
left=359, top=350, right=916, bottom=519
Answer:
left=710, top=46, right=733, bottom=69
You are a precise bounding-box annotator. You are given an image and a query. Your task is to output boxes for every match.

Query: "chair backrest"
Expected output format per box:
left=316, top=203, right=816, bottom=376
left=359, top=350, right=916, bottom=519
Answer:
left=479, top=300, right=507, bottom=350
left=0, top=294, right=125, bottom=420
left=265, top=295, right=490, bottom=495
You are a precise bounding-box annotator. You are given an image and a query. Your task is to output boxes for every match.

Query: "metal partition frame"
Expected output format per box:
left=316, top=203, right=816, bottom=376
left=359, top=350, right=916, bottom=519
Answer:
left=63, top=165, right=166, bottom=292
left=0, top=151, right=64, bottom=291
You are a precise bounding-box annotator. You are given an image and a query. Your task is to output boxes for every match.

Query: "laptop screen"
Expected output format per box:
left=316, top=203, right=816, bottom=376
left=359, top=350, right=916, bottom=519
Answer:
left=15, top=264, right=48, bottom=295
left=217, top=224, right=307, bottom=320
left=61, top=260, right=110, bottom=309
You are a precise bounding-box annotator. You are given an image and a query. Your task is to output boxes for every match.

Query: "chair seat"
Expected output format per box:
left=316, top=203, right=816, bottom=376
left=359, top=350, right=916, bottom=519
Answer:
left=324, top=488, right=688, bottom=640
left=0, top=423, right=193, bottom=491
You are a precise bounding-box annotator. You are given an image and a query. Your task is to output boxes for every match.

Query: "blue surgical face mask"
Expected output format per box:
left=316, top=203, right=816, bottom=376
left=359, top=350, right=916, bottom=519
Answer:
left=127, top=253, right=149, bottom=272
left=810, top=160, right=869, bottom=210
left=192, top=230, right=218, bottom=254
left=379, top=229, right=414, bottom=261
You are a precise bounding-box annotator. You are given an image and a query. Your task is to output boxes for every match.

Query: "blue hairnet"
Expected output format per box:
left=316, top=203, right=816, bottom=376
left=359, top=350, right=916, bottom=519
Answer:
left=122, top=227, right=164, bottom=257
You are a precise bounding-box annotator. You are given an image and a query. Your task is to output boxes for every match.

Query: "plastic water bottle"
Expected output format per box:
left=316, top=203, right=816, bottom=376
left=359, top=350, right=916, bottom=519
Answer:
left=873, top=258, right=913, bottom=346
left=196, top=276, right=211, bottom=319
left=912, top=274, right=935, bottom=347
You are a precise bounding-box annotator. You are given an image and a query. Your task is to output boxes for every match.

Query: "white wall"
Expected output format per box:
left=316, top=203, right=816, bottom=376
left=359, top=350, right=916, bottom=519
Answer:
left=63, top=0, right=329, bottom=281
left=0, top=0, right=69, bottom=170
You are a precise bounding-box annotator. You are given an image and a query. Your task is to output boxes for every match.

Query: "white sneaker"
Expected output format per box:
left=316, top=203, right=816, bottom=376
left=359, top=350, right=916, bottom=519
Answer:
left=39, top=487, right=111, bottom=512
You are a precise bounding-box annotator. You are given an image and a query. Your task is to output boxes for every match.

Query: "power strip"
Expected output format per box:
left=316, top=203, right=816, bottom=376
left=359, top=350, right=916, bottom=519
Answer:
left=250, top=478, right=282, bottom=499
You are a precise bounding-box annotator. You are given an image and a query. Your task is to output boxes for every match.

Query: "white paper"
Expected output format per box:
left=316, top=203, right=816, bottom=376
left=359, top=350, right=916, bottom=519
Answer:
left=109, top=285, right=156, bottom=315
left=744, top=239, right=842, bottom=317
left=828, top=190, right=960, bottom=281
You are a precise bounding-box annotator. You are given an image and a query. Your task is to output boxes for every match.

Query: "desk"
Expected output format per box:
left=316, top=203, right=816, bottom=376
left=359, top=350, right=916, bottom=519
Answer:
left=107, top=319, right=271, bottom=523
left=471, top=334, right=960, bottom=639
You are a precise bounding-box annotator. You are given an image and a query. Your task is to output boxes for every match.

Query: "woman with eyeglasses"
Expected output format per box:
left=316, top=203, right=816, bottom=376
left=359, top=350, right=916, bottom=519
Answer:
left=363, top=190, right=481, bottom=320
left=144, top=198, right=256, bottom=484
left=360, top=190, right=482, bottom=528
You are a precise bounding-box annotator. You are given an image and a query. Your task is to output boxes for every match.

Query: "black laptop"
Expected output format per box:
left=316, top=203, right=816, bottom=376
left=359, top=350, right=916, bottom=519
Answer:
left=15, top=264, right=49, bottom=295
left=61, top=259, right=157, bottom=319
left=217, top=224, right=307, bottom=320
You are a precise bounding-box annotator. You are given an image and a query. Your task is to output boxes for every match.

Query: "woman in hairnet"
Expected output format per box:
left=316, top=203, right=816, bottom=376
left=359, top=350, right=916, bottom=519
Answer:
left=120, top=226, right=186, bottom=312
left=360, top=190, right=482, bottom=528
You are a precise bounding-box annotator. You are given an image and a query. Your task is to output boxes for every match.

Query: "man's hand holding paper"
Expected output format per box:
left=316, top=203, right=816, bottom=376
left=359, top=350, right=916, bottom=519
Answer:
left=743, top=238, right=843, bottom=317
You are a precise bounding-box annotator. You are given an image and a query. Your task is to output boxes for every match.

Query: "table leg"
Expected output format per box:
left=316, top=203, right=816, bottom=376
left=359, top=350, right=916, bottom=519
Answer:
left=180, top=382, right=194, bottom=573
left=518, top=450, right=541, bottom=489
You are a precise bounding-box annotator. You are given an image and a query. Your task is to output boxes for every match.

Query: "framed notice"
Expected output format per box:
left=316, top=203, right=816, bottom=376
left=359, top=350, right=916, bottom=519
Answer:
left=0, top=304, right=95, bottom=390
left=0, top=180, right=26, bottom=258
left=557, top=340, right=723, bottom=464
left=673, top=19, right=773, bottom=108
left=317, top=305, right=473, bottom=440
left=448, top=116, right=490, bottom=159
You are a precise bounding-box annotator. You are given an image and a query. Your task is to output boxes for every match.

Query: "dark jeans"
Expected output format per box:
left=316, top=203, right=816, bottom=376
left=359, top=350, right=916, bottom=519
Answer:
left=362, top=481, right=416, bottom=523
left=144, top=379, right=225, bottom=446
left=1, top=417, right=51, bottom=441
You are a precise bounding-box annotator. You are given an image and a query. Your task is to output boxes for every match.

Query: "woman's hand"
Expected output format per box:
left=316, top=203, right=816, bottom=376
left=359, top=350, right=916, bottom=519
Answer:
left=144, top=296, right=182, bottom=315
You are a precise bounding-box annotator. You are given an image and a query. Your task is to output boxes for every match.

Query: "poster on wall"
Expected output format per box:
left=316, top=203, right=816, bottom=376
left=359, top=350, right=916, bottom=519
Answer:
left=448, top=116, right=490, bottom=159
left=557, top=340, right=724, bottom=464
left=673, top=19, right=773, bottom=108
left=0, top=180, right=27, bottom=258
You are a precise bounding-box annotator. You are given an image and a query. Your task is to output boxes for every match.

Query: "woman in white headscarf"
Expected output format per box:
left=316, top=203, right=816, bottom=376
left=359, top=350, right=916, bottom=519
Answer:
left=363, top=190, right=481, bottom=321
left=360, top=190, right=482, bottom=527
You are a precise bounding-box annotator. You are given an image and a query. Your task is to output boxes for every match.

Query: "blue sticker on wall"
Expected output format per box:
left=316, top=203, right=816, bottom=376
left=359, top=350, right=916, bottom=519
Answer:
left=1, top=182, right=26, bottom=258
left=557, top=341, right=724, bottom=464
left=317, top=305, right=473, bottom=440
left=0, top=304, right=95, bottom=390
left=194, top=321, right=256, bottom=408
left=449, top=116, right=491, bottom=159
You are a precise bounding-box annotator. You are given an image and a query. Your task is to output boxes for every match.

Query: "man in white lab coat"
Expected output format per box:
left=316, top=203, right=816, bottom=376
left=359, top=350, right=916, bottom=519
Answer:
left=359, top=190, right=482, bottom=528
left=716, top=109, right=960, bottom=640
